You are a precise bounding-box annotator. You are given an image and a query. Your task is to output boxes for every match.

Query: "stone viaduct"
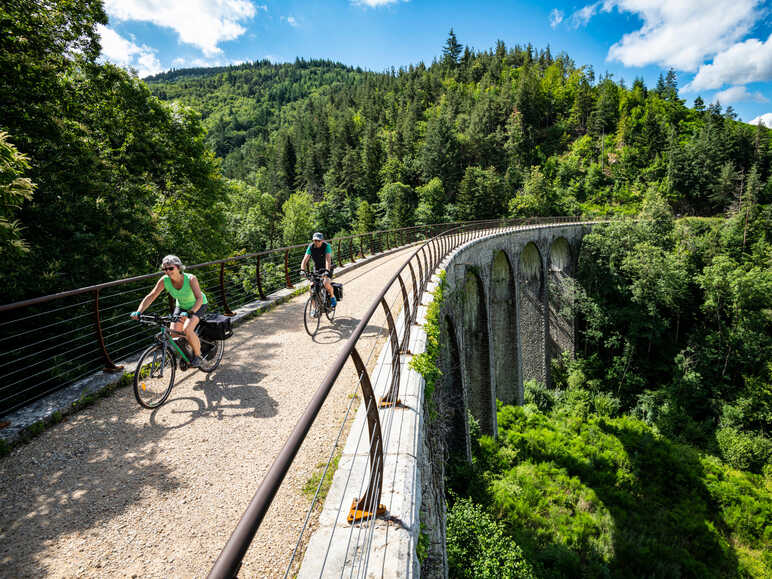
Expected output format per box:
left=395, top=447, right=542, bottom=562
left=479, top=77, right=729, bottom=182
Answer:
left=437, top=223, right=587, bottom=439
left=417, top=222, right=593, bottom=576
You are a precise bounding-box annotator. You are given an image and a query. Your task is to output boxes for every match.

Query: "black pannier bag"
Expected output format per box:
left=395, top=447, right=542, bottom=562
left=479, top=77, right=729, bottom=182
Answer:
left=332, top=282, right=343, bottom=301
left=200, top=314, right=233, bottom=340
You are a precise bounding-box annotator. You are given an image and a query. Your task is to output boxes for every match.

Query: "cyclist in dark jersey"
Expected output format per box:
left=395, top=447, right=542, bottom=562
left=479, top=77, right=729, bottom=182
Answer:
left=300, top=232, right=336, bottom=308
left=130, top=255, right=208, bottom=367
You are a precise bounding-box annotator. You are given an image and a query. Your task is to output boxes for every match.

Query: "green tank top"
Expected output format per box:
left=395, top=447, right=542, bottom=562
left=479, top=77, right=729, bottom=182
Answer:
left=163, top=272, right=207, bottom=310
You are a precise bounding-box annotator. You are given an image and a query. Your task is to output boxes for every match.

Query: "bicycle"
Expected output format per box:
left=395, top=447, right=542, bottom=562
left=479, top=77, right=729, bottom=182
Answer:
left=303, top=270, right=336, bottom=336
left=133, top=313, right=225, bottom=408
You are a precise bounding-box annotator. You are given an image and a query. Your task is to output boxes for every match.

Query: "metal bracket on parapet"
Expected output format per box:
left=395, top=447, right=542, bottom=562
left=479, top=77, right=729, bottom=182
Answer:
left=347, top=498, right=387, bottom=524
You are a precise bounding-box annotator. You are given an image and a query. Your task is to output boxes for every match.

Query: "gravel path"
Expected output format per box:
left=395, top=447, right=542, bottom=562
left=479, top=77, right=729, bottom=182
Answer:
left=0, top=246, right=419, bottom=578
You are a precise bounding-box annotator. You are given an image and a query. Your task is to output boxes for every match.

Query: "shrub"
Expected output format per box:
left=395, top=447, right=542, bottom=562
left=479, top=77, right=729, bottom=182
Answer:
left=523, top=380, right=554, bottom=412
left=446, top=496, right=534, bottom=578
left=715, top=426, right=772, bottom=473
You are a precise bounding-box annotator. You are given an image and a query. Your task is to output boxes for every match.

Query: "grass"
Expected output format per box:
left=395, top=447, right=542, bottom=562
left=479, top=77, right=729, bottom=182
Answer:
left=302, top=452, right=342, bottom=507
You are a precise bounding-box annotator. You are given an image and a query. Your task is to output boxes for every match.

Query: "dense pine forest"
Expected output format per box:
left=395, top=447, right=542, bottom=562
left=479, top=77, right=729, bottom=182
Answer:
left=2, top=3, right=770, bottom=301
left=1, top=2, right=770, bottom=574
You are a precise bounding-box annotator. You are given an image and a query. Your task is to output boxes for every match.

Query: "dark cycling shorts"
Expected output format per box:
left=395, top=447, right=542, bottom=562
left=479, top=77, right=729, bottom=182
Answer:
left=316, top=267, right=334, bottom=279
left=174, top=303, right=208, bottom=320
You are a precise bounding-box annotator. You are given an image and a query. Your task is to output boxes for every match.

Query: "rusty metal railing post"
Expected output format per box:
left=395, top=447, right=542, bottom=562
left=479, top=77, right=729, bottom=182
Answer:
left=415, top=247, right=425, bottom=292
left=397, top=274, right=411, bottom=354
left=220, top=263, right=235, bottom=316
left=359, top=236, right=366, bottom=259
left=419, top=246, right=429, bottom=292
left=94, top=289, right=122, bottom=372
left=379, top=298, right=402, bottom=408
left=407, top=261, right=419, bottom=325
left=347, top=347, right=387, bottom=523
left=284, top=250, right=293, bottom=288
left=349, top=237, right=355, bottom=263
left=370, top=232, right=375, bottom=255
left=255, top=256, right=266, bottom=300
left=337, top=240, right=343, bottom=269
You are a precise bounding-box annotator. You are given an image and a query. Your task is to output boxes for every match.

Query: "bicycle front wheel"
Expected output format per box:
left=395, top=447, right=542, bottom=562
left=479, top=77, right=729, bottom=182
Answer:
left=134, top=344, right=176, bottom=408
left=198, top=338, right=224, bottom=373
left=304, top=294, right=322, bottom=336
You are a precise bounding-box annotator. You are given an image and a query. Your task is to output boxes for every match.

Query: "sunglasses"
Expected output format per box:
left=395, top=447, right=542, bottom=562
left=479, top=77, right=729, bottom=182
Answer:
left=161, top=266, right=176, bottom=271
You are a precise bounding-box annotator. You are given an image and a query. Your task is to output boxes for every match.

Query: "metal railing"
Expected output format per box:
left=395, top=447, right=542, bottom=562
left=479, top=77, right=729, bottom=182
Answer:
left=0, top=223, right=472, bottom=417
left=207, top=216, right=582, bottom=577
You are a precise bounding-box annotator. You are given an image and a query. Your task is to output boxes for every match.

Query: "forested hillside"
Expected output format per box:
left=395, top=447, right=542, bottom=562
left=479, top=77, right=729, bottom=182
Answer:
left=1, top=1, right=229, bottom=301
left=2, top=1, right=770, bottom=302
left=146, top=31, right=772, bottom=243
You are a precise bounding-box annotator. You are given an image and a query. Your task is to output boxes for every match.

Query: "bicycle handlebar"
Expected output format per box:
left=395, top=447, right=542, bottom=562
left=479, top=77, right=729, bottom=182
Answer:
left=137, top=313, right=184, bottom=325
left=304, top=269, right=329, bottom=279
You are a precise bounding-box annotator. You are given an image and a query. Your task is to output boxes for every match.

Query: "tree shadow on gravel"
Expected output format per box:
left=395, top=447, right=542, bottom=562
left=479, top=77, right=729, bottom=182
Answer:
left=311, top=316, right=385, bottom=345
left=0, top=391, right=183, bottom=577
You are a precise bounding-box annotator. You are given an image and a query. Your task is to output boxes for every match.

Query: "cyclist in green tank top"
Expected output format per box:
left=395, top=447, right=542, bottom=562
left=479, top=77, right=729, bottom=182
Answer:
left=130, top=255, right=208, bottom=367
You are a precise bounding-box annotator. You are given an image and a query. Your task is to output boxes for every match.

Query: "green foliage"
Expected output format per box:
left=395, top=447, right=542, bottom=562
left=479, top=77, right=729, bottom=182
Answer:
left=457, top=166, right=507, bottom=220
left=0, top=132, right=35, bottom=258
left=281, top=190, right=315, bottom=245
left=415, top=177, right=446, bottom=225
left=377, top=182, right=415, bottom=230
left=409, top=271, right=446, bottom=418
left=447, top=496, right=534, bottom=578
left=416, top=522, right=430, bottom=563
left=458, top=403, right=772, bottom=577
left=354, top=199, right=375, bottom=234
left=1, top=1, right=230, bottom=299
left=509, top=166, right=553, bottom=217
left=715, top=427, right=772, bottom=473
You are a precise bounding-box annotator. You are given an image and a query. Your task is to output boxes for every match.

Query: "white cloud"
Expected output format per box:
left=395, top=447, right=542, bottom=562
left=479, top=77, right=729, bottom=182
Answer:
left=713, top=85, right=769, bottom=105
left=748, top=112, right=772, bottom=126
left=570, top=2, right=600, bottom=28
left=549, top=9, right=564, bottom=29
left=98, top=25, right=163, bottom=77
left=282, top=16, right=299, bottom=27
left=104, top=0, right=257, bottom=57
left=352, top=0, right=401, bottom=7
left=571, top=0, right=762, bottom=71
left=606, top=0, right=760, bottom=71
left=687, top=34, right=772, bottom=91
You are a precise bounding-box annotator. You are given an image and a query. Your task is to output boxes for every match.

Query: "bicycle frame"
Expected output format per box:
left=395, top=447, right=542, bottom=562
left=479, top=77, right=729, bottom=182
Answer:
left=141, top=315, right=192, bottom=365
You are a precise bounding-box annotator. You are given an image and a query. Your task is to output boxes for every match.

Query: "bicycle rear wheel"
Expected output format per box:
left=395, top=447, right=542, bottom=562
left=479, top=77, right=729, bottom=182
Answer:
left=198, top=338, right=224, bottom=372
left=134, top=344, right=176, bottom=408
left=304, top=294, right=322, bottom=336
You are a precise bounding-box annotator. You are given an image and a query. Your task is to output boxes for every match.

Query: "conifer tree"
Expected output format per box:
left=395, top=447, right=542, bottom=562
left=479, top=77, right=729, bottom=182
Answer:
left=442, top=28, right=463, bottom=69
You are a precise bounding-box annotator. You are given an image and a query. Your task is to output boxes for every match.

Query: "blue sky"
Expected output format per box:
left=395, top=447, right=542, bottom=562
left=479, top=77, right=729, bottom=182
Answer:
left=98, top=0, right=772, bottom=126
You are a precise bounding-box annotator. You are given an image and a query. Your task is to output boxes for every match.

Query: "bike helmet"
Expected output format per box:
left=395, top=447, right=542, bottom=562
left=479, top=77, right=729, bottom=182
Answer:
left=312, top=232, right=324, bottom=241
left=161, top=254, right=185, bottom=271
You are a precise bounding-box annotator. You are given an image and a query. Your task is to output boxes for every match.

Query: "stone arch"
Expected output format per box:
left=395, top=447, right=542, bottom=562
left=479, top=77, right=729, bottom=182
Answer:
left=440, top=315, right=469, bottom=462
left=462, top=270, right=494, bottom=436
left=490, top=250, right=519, bottom=405
left=518, top=242, right=547, bottom=388
left=549, top=237, right=575, bottom=362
